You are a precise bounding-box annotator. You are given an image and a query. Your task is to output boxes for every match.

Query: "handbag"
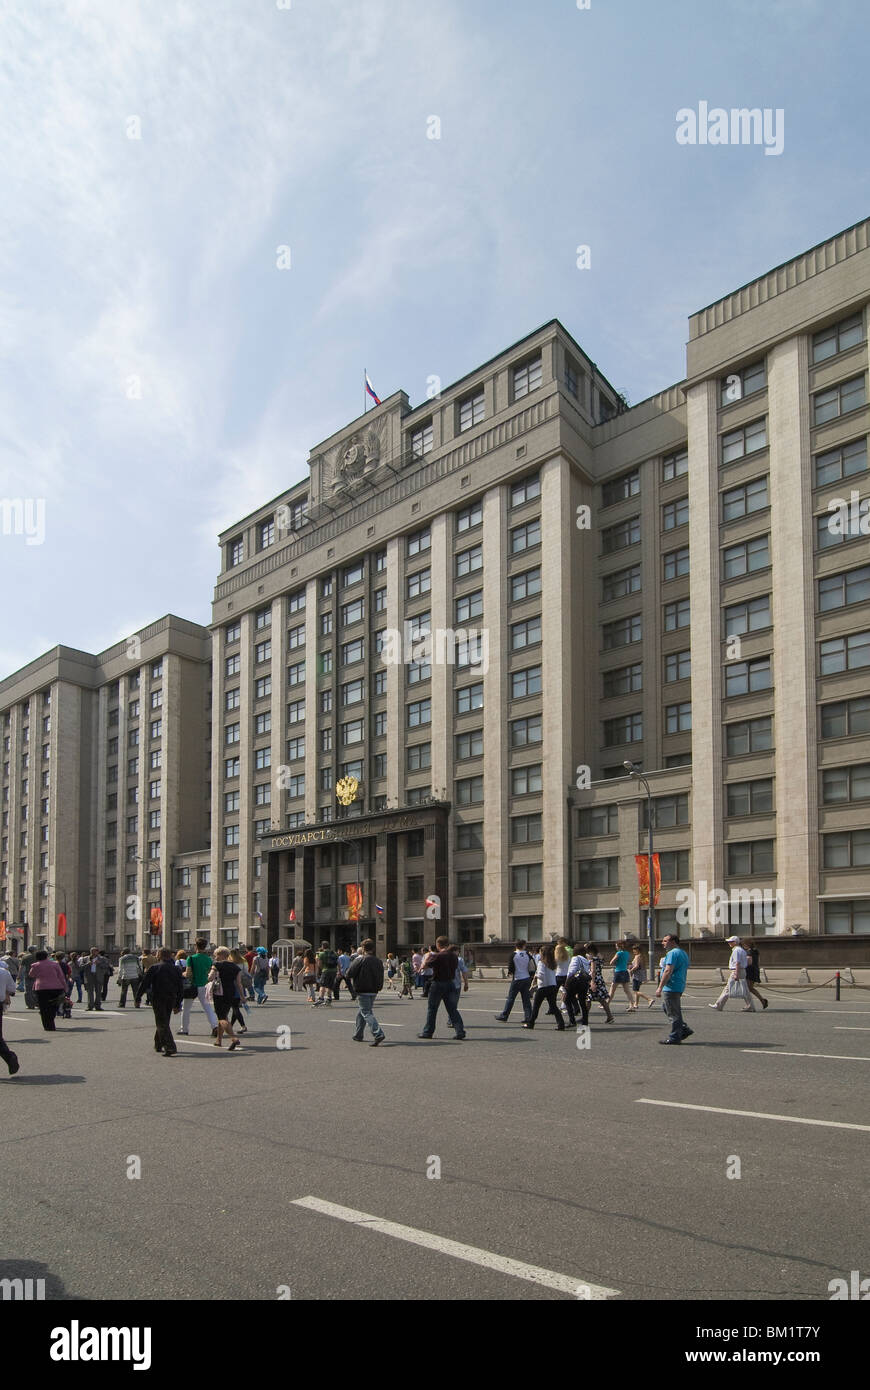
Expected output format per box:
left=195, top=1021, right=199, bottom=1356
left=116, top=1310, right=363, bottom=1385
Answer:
left=206, top=966, right=223, bottom=1000
left=183, top=968, right=198, bottom=1001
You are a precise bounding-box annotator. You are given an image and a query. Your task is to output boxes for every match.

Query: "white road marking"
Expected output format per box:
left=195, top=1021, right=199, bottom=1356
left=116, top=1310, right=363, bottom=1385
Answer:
left=637, top=1099, right=870, bottom=1132
left=835, top=1026, right=870, bottom=1031
left=328, top=1019, right=404, bottom=1028
left=742, top=1048, right=870, bottom=1063
left=291, top=1196, right=620, bottom=1298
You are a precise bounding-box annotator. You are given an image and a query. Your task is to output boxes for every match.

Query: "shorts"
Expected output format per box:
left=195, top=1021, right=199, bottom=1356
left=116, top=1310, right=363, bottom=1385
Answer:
left=613, top=970, right=630, bottom=983
left=320, top=970, right=337, bottom=988
left=213, top=997, right=232, bottom=1021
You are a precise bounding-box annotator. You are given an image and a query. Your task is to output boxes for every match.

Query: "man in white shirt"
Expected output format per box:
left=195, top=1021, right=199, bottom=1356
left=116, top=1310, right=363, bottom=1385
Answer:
left=495, top=940, right=536, bottom=1024
left=709, top=935, right=755, bottom=1011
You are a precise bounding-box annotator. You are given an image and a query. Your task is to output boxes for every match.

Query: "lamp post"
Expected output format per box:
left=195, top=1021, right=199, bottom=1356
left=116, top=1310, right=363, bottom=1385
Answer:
left=624, top=761, right=655, bottom=982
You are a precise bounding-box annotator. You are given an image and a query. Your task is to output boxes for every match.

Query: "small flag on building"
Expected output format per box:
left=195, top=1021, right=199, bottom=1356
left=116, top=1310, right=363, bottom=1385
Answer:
left=288, top=907, right=297, bottom=924
left=375, top=904, right=384, bottom=916
left=364, top=370, right=381, bottom=406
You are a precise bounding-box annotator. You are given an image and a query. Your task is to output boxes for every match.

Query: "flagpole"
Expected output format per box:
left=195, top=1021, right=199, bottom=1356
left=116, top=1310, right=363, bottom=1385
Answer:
left=364, top=367, right=367, bottom=414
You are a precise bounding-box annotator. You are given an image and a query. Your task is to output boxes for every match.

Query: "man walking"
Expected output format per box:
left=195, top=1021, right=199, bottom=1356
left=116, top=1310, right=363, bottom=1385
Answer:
left=317, top=941, right=339, bottom=1006
left=346, top=939, right=386, bottom=1046
left=179, top=937, right=219, bottom=1036
left=17, top=944, right=38, bottom=1009
left=563, top=946, right=591, bottom=1027
left=417, top=937, right=466, bottom=1040
left=709, top=935, right=756, bottom=1012
left=495, top=939, right=536, bottom=1024
left=117, top=946, right=143, bottom=1007
left=655, top=933, right=692, bottom=1044
left=0, top=957, right=20, bottom=1075
left=136, top=947, right=184, bottom=1056
left=83, top=947, right=111, bottom=1011
left=337, top=948, right=355, bottom=1000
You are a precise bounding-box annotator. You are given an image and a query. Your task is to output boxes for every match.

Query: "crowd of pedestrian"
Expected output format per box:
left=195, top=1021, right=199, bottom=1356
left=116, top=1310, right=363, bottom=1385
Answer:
left=0, top=929, right=768, bottom=1072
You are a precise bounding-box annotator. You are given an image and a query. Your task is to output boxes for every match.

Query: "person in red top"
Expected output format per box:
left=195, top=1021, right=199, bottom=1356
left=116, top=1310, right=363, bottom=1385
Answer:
left=29, top=951, right=69, bottom=1032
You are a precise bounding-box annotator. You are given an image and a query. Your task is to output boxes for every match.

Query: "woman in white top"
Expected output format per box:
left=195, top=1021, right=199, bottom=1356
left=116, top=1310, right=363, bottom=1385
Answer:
left=523, top=943, right=565, bottom=1030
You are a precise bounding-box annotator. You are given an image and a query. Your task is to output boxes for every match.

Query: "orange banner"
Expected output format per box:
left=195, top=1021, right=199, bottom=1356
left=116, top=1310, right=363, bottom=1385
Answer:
left=150, top=907, right=163, bottom=931
left=635, top=854, right=661, bottom=908
left=346, top=883, right=362, bottom=921
left=57, top=913, right=67, bottom=938
left=0, top=919, right=5, bottom=942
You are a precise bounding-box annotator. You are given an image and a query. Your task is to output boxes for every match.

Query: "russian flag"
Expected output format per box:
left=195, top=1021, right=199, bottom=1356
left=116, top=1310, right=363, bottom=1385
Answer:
left=365, top=371, right=381, bottom=406
left=375, top=903, right=384, bottom=915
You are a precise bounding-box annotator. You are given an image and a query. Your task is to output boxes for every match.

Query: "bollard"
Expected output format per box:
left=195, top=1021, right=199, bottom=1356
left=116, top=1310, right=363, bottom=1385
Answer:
left=835, top=970, right=841, bottom=1002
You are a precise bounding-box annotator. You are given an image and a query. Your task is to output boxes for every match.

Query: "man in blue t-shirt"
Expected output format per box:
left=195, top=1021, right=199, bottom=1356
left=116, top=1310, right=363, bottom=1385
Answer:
left=655, top=934, right=692, bottom=1044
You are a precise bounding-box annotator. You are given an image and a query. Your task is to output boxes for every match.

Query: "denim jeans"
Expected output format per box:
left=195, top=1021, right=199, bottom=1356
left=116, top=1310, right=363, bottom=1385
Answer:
left=353, top=992, right=383, bottom=1040
left=662, top=990, right=685, bottom=1040
left=499, top=976, right=532, bottom=1022
left=421, top=981, right=465, bottom=1036
left=253, top=973, right=268, bottom=1003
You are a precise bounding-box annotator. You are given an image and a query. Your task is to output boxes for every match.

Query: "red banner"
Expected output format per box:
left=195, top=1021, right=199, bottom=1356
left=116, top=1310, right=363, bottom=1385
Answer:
left=635, top=854, right=661, bottom=908
left=346, top=883, right=363, bottom=921
left=150, top=907, right=163, bottom=932
left=0, top=919, right=5, bottom=942
left=57, top=913, right=67, bottom=938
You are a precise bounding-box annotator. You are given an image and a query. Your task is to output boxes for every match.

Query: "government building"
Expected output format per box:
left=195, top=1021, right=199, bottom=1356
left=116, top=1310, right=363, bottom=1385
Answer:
left=2, top=217, right=870, bottom=955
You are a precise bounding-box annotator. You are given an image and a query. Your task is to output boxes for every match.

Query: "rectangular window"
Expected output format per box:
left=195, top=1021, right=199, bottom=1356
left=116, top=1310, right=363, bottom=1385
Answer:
left=602, top=470, right=640, bottom=507
left=455, top=775, right=484, bottom=805
left=511, top=812, right=542, bottom=844
left=411, top=422, right=433, bottom=458
left=510, top=567, right=541, bottom=603
left=456, top=822, right=483, bottom=851
left=229, top=539, right=243, bottom=568
left=663, top=599, right=690, bottom=632
left=664, top=649, right=691, bottom=683
left=726, top=779, right=773, bottom=816
left=720, top=360, right=766, bottom=406
left=577, top=857, right=618, bottom=888
left=407, top=568, right=431, bottom=600
left=456, top=589, right=483, bottom=623
left=226, top=655, right=241, bottom=677
left=814, top=436, right=868, bottom=487
left=721, top=417, right=767, bottom=464
left=341, top=598, right=365, bottom=626
left=819, top=631, right=870, bottom=675
left=644, top=794, right=689, bottom=829
left=818, top=564, right=870, bottom=612
left=511, top=664, right=542, bottom=699
left=824, top=900, right=870, bottom=935
left=511, top=863, right=543, bottom=892
left=455, top=728, right=484, bottom=759
left=456, top=544, right=483, bottom=577
left=456, top=869, right=484, bottom=896
left=512, top=763, right=542, bottom=794
left=663, top=547, right=690, bottom=581
left=225, top=756, right=240, bottom=778
left=341, top=639, right=364, bottom=666
left=373, top=711, right=387, bottom=736
left=658, top=849, right=690, bottom=882
left=255, top=747, right=271, bottom=771
left=458, top=389, right=484, bottom=432
left=374, top=587, right=387, bottom=613
left=254, top=782, right=271, bottom=804
left=456, top=500, right=483, bottom=533
left=255, top=607, right=272, bottom=630
left=722, top=477, right=768, bottom=522
left=813, top=374, right=866, bottom=425
left=665, top=701, right=692, bottom=734
left=255, top=677, right=271, bottom=700
left=722, top=534, right=770, bottom=578
left=407, top=527, right=431, bottom=557
left=510, top=715, right=542, bottom=747
left=225, top=791, right=240, bottom=813
left=725, top=657, right=772, bottom=696
left=288, top=624, right=305, bottom=649
left=512, top=356, right=542, bottom=399
left=602, top=564, right=641, bottom=601
left=510, top=615, right=541, bottom=651
left=372, top=752, right=387, bottom=778
left=820, top=696, right=870, bottom=739
left=510, top=518, right=541, bottom=553
left=662, top=448, right=688, bottom=481
left=343, top=560, right=365, bottom=587
left=724, top=595, right=771, bottom=635
left=407, top=742, right=431, bottom=771
left=225, top=688, right=241, bottom=711
left=407, top=699, right=431, bottom=728
left=255, top=640, right=272, bottom=664
left=225, top=825, right=240, bottom=846
left=725, top=716, right=772, bottom=755
left=225, top=722, right=240, bottom=745
left=601, top=516, right=640, bottom=553
left=822, top=829, right=870, bottom=868
left=662, top=497, right=689, bottom=530
left=341, top=719, right=364, bottom=745
left=603, top=712, right=642, bottom=746
left=727, top=840, right=774, bottom=875
left=511, top=473, right=541, bottom=507
left=341, top=678, right=365, bottom=707
left=602, top=614, right=642, bottom=649
left=288, top=588, right=306, bottom=613
left=288, top=661, right=306, bottom=686
left=577, top=804, right=618, bottom=836
left=812, top=313, right=864, bottom=364
left=456, top=683, right=483, bottom=715
left=285, top=774, right=305, bottom=799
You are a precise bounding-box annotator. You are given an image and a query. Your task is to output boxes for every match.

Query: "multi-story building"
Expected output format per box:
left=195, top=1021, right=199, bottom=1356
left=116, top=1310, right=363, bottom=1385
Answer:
left=3, top=217, right=869, bottom=953
left=0, top=617, right=210, bottom=952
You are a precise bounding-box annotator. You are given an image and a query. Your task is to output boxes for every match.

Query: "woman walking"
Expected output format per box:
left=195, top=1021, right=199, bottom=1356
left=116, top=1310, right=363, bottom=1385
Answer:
left=228, top=950, right=252, bottom=1028
left=524, top=943, right=565, bottom=1030
left=69, top=952, right=84, bottom=1003
left=252, top=947, right=270, bottom=1004
left=269, top=953, right=280, bottom=986
left=744, top=940, right=769, bottom=1010
left=29, top=951, right=69, bottom=1032
left=629, top=945, right=656, bottom=1009
left=608, top=940, right=636, bottom=1010
left=399, top=956, right=415, bottom=998
left=585, top=946, right=615, bottom=1023
left=290, top=949, right=305, bottom=993
left=554, top=942, right=571, bottom=1017
left=208, top=948, right=242, bottom=1050
left=301, top=948, right=319, bottom=1004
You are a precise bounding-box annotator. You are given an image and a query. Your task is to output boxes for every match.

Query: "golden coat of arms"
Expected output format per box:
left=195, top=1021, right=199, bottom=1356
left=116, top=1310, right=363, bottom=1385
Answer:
left=336, top=776, right=359, bottom=807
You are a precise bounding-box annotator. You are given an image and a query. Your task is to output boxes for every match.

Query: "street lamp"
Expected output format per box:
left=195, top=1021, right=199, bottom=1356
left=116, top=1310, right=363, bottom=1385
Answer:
left=624, top=761, right=655, bottom=982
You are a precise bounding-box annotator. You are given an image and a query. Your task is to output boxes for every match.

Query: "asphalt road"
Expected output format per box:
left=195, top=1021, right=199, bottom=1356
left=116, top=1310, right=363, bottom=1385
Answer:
left=2, top=977, right=869, bottom=1302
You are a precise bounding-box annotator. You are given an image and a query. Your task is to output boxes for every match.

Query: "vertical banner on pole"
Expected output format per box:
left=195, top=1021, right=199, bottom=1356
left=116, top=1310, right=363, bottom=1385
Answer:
left=635, top=855, right=661, bottom=907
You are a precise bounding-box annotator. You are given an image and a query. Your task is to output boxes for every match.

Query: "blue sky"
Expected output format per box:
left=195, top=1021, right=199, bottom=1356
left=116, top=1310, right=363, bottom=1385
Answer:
left=1, top=0, right=868, bottom=675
